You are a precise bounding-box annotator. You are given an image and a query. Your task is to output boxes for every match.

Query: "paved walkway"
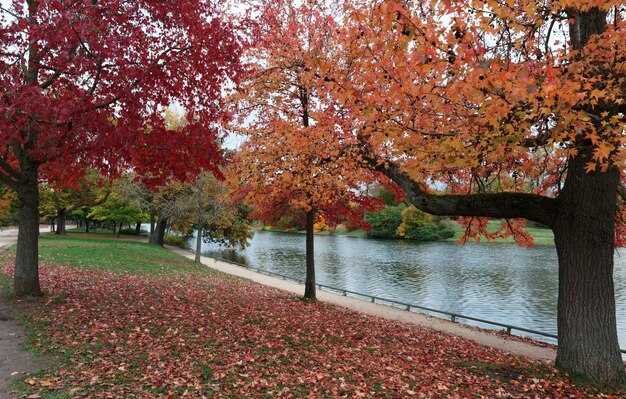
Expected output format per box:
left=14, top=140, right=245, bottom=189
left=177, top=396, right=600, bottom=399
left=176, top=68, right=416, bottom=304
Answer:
left=167, top=246, right=557, bottom=363
left=0, top=227, right=51, bottom=399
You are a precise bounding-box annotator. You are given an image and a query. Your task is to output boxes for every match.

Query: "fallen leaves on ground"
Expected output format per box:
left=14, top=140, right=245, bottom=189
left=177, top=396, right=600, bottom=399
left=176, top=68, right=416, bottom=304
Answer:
left=1, top=256, right=620, bottom=398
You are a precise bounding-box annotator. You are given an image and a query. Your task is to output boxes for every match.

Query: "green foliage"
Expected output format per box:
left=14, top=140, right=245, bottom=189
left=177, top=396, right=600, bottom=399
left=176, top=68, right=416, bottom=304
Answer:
left=0, top=183, right=17, bottom=227
left=397, top=205, right=454, bottom=241
left=88, top=197, right=145, bottom=230
left=118, top=227, right=148, bottom=236
left=402, top=224, right=455, bottom=241
left=375, top=187, right=399, bottom=206
left=164, top=232, right=190, bottom=249
left=397, top=205, right=432, bottom=235
left=275, top=213, right=305, bottom=231
left=366, top=204, right=453, bottom=241
left=365, top=205, right=404, bottom=239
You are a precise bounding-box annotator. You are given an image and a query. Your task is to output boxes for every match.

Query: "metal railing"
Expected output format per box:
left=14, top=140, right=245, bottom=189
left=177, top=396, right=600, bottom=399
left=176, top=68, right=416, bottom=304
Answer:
left=206, top=254, right=626, bottom=354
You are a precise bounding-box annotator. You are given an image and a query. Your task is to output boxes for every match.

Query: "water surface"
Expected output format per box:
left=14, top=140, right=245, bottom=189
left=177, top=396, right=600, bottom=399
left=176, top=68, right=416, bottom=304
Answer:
left=197, top=231, right=626, bottom=347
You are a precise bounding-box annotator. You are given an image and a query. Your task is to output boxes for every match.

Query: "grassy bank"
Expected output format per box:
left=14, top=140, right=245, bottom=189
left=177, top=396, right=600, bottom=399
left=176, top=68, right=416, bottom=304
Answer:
left=0, top=235, right=616, bottom=398
left=265, top=221, right=556, bottom=245
left=447, top=222, right=555, bottom=246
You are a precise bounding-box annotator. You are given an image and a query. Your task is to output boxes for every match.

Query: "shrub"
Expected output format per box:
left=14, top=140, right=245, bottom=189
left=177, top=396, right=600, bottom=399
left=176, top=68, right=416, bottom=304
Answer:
left=403, top=224, right=454, bottom=241
left=365, top=205, right=404, bottom=239
left=164, top=232, right=190, bottom=249
left=397, top=205, right=432, bottom=237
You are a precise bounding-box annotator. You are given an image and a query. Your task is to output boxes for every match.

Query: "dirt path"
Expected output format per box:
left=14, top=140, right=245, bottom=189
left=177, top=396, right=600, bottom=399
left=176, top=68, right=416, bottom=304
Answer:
left=0, top=228, right=50, bottom=399
left=167, top=246, right=557, bottom=364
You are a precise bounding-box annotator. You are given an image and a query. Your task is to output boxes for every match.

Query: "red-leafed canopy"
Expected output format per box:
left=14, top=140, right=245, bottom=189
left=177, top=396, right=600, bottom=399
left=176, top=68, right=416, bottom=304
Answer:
left=0, top=0, right=242, bottom=296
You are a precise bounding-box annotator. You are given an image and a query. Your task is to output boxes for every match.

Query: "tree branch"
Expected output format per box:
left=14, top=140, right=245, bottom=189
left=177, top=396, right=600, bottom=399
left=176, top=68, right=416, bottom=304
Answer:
left=378, top=161, right=558, bottom=227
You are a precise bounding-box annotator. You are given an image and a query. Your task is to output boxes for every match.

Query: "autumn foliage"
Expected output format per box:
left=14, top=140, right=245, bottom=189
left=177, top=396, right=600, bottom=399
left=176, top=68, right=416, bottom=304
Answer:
left=1, top=251, right=618, bottom=398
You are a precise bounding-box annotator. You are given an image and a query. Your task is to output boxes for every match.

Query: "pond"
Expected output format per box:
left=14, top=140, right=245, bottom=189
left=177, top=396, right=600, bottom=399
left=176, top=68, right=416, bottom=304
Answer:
left=196, top=230, right=626, bottom=348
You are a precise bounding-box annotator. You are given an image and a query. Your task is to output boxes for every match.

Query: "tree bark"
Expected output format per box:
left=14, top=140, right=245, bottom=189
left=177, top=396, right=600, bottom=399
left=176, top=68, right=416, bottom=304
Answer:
left=149, top=210, right=155, bottom=238
left=85, top=218, right=90, bottom=233
left=50, top=218, right=55, bottom=233
left=195, top=225, right=203, bottom=264
left=151, top=218, right=167, bottom=246
left=304, top=210, right=316, bottom=300
left=135, top=222, right=141, bottom=235
left=55, top=208, right=66, bottom=235
left=14, top=164, right=42, bottom=297
left=553, top=152, right=626, bottom=385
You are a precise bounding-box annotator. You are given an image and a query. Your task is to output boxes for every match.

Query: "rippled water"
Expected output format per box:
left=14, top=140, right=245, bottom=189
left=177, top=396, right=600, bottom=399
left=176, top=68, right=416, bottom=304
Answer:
left=197, top=230, right=626, bottom=347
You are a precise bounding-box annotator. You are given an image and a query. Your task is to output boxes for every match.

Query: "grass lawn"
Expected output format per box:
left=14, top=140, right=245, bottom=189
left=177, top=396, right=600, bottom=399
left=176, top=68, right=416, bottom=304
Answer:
left=38, top=234, right=207, bottom=275
left=446, top=221, right=555, bottom=246
left=0, top=235, right=619, bottom=398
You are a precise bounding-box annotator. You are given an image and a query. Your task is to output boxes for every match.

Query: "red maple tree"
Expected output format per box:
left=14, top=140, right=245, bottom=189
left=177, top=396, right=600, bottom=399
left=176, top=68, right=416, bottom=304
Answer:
left=0, top=0, right=242, bottom=295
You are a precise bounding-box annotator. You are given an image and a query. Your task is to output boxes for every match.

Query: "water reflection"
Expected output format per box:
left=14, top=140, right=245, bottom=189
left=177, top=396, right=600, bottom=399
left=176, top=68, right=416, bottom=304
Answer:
left=198, top=231, right=626, bottom=347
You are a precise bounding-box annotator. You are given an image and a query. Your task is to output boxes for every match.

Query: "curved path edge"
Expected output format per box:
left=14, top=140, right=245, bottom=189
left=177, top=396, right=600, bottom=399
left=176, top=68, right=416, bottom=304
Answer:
left=0, top=228, right=50, bottom=399
left=166, top=245, right=557, bottom=364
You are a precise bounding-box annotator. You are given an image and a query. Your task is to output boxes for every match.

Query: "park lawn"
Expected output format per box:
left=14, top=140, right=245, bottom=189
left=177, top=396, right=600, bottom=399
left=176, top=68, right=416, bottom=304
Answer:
left=447, top=221, right=555, bottom=246
left=1, top=236, right=618, bottom=398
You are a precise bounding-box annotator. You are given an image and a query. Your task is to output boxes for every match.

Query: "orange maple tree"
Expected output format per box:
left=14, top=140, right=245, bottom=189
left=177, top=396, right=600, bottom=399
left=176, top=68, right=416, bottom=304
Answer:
left=230, top=0, right=383, bottom=301
left=314, top=0, right=626, bottom=384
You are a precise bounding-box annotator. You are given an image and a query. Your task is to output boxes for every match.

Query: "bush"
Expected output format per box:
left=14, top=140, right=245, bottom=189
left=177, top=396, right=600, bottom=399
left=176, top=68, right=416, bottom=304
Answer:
left=397, top=205, right=432, bottom=237
left=403, top=224, right=454, bottom=241
left=164, top=232, right=189, bottom=249
left=365, top=205, right=404, bottom=239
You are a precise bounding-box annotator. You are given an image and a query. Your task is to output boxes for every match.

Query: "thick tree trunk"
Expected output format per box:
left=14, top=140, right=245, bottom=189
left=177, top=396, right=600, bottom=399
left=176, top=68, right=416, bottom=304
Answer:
left=151, top=218, right=167, bottom=246
left=553, top=154, right=626, bottom=385
left=55, top=208, right=66, bottom=235
left=195, top=225, right=203, bottom=264
left=304, top=210, right=316, bottom=300
left=85, top=218, right=90, bottom=233
left=14, top=165, right=42, bottom=297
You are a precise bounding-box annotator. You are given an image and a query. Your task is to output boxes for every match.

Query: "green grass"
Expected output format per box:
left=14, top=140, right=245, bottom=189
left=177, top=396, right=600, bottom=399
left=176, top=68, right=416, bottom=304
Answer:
left=446, top=220, right=555, bottom=246
left=67, top=227, right=117, bottom=235
left=38, top=234, right=209, bottom=275
left=313, top=226, right=367, bottom=238
left=0, top=271, right=15, bottom=301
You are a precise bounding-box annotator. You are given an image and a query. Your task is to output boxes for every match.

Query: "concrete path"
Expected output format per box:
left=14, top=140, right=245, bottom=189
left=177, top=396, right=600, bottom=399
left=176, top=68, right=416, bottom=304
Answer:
left=0, top=227, right=51, bottom=399
left=167, top=246, right=557, bottom=363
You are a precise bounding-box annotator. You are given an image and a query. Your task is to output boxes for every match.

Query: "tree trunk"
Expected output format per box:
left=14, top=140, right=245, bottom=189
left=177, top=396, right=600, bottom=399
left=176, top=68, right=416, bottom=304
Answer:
left=151, top=218, right=167, bottom=246
left=14, top=165, right=42, bottom=297
left=135, top=222, right=141, bottom=235
left=50, top=218, right=55, bottom=233
left=85, top=218, right=90, bottom=233
left=55, top=208, right=66, bottom=235
left=149, top=210, right=155, bottom=239
left=553, top=153, right=626, bottom=385
left=195, top=225, right=203, bottom=264
left=304, top=210, right=316, bottom=300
